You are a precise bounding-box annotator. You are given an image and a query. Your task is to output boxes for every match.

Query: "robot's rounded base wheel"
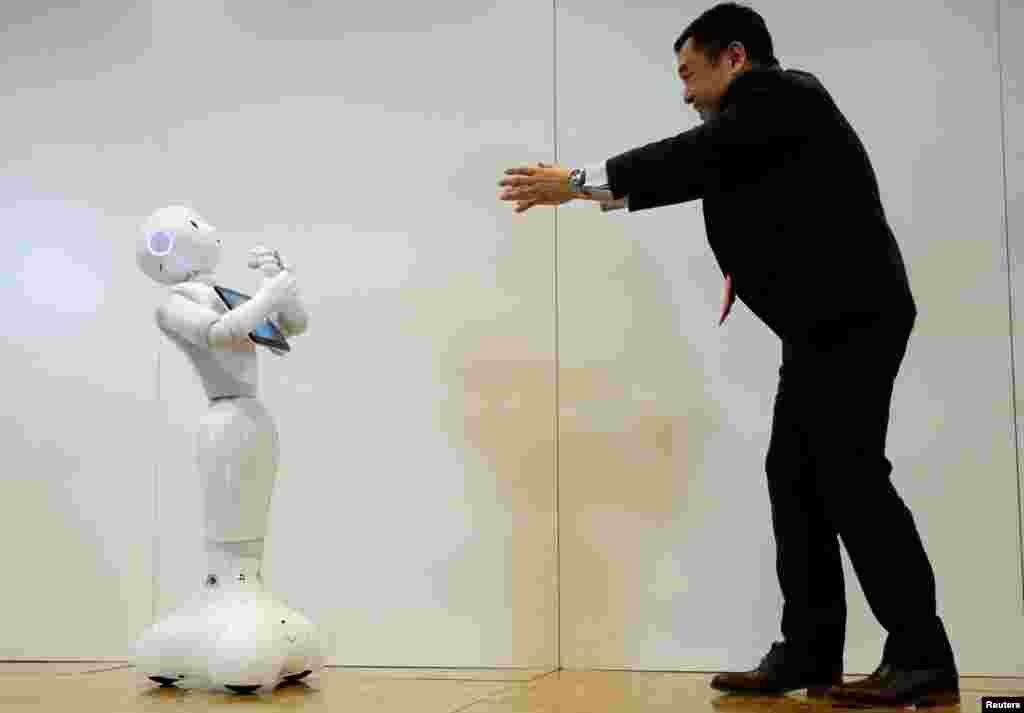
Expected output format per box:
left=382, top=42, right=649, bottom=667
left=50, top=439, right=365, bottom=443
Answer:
left=148, top=675, right=185, bottom=687
left=281, top=670, right=313, bottom=684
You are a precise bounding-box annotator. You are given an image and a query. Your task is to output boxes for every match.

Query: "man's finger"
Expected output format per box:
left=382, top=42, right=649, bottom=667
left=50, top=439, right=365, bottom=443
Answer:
left=499, top=174, right=566, bottom=187
left=500, top=175, right=543, bottom=187
left=501, top=186, right=534, bottom=199
left=504, top=166, right=536, bottom=176
left=514, top=196, right=571, bottom=212
left=501, top=187, right=551, bottom=201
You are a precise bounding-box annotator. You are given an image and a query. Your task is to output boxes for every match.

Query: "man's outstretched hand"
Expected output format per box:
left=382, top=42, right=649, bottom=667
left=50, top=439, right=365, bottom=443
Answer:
left=499, top=162, right=582, bottom=213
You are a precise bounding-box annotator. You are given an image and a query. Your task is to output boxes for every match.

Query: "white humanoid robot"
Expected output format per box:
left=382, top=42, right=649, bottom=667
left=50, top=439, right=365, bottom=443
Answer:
left=132, top=205, right=326, bottom=694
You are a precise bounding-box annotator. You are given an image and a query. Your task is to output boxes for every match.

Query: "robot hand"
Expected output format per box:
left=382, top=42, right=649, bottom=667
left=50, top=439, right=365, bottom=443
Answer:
left=247, top=247, right=309, bottom=337
left=248, top=247, right=291, bottom=279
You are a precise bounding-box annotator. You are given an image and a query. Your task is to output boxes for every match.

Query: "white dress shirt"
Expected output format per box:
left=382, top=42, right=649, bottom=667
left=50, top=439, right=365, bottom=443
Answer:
left=582, top=161, right=628, bottom=211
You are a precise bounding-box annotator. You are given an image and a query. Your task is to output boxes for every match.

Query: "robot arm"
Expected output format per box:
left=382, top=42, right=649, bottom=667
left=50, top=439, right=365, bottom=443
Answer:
left=209, top=271, right=299, bottom=348
left=156, top=292, right=233, bottom=349
left=156, top=272, right=299, bottom=351
left=271, top=300, right=309, bottom=338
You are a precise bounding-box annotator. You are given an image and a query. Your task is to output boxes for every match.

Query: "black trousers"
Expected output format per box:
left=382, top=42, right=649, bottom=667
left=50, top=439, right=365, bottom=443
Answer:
left=767, top=307, right=955, bottom=669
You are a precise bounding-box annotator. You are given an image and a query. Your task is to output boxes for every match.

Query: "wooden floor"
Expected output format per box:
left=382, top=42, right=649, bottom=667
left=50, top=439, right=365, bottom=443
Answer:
left=2, top=663, right=1022, bottom=712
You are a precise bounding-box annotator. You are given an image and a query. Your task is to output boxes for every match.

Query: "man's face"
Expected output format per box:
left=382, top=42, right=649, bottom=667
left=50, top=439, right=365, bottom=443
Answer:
left=677, top=37, right=749, bottom=121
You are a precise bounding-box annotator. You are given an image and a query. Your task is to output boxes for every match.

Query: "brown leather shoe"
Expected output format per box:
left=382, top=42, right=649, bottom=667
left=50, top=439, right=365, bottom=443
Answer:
left=827, top=663, right=959, bottom=706
left=710, top=642, right=842, bottom=697
left=830, top=664, right=885, bottom=693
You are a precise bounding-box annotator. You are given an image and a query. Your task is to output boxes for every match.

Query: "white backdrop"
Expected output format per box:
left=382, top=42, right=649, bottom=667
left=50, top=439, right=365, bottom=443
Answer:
left=146, top=0, right=559, bottom=669
left=1, top=2, right=166, bottom=659
left=1, top=0, right=1022, bottom=675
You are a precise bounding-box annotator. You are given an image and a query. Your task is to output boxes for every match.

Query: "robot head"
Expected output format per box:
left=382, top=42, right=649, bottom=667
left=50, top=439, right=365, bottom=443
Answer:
left=138, top=205, right=220, bottom=285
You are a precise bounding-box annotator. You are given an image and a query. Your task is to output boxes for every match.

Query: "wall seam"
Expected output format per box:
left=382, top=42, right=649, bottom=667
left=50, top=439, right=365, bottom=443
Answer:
left=552, top=0, right=563, bottom=669
left=994, top=0, right=1024, bottom=612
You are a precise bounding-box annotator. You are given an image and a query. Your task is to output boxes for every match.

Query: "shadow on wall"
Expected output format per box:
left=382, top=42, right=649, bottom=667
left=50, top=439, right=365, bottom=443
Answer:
left=440, top=210, right=729, bottom=660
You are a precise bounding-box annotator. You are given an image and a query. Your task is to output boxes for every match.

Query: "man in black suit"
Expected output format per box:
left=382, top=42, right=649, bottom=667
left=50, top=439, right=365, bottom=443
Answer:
left=499, top=2, right=958, bottom=707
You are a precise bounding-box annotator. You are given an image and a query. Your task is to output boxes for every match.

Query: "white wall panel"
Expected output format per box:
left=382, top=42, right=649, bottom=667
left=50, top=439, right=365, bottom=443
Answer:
left=0, top=3, right=166, bottom=659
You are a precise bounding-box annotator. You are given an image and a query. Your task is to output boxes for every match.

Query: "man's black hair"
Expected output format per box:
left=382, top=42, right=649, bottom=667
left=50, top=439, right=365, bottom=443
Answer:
left=674, top=3, right=779, bottom=67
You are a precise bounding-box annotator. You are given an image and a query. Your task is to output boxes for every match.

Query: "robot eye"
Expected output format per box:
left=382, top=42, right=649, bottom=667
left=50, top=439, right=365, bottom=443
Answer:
left=281, top=619, right=286, bottom=624
left=147, top=232, right=174, bottom=256
left=190, top=219, right=199, bottom=229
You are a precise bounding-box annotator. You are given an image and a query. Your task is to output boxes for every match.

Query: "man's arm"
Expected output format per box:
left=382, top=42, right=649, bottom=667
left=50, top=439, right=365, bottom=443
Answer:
left=605, top=79, right=817, bottom=211
left=499, top=75, right=819, bottom=214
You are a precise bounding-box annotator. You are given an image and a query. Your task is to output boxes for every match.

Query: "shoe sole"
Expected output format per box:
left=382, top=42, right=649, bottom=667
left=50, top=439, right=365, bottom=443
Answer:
left=828, top=690, right=960, bottom=708
left=710, top=683, right=837, bottom=698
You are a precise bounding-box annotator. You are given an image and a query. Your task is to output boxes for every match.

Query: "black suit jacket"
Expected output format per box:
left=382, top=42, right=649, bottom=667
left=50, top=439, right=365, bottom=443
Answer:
left=604, top=66, right=916, bottom=342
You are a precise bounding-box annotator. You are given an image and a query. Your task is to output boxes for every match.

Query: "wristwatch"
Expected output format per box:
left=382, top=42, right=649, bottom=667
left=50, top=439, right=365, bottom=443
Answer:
left=568, top=168, right=587, bottom=193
